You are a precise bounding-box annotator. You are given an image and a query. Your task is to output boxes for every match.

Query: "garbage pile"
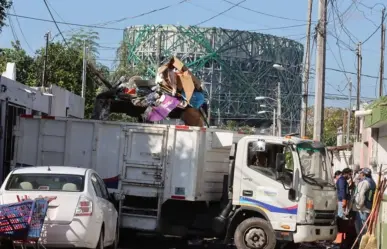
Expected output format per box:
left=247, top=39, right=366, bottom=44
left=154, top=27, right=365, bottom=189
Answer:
left=94, top=57, right=207, bottom=127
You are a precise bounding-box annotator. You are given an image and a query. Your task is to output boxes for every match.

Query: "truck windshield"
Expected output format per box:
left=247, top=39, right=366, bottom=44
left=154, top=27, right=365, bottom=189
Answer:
left=296, top=143, right=333, bottom=186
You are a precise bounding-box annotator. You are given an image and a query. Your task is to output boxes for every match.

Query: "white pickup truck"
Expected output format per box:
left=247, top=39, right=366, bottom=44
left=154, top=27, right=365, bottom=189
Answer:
left=10, top=115, right=338, bottom=249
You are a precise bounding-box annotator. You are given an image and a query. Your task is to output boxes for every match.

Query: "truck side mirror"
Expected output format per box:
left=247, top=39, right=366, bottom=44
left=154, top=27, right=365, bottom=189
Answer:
left=275, top=153, right=286, bottom=173
left=288, top=188, right=296, bottom=201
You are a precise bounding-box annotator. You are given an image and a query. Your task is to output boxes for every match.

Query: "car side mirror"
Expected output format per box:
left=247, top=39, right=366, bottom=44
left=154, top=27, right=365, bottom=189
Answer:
left=275, top=153, right=286, bottom=173
left=288, top=188, right=296, bottom=201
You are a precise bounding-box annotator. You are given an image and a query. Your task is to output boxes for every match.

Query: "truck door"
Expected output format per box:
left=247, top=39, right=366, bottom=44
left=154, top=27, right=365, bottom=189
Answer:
left=238, top=140, right=297, bottom=231
left=119, top=126, right=167, bottom=231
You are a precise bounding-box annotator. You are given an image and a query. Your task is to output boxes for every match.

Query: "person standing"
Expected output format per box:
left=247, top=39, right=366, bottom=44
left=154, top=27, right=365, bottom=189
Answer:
left=334, top=170, right=342, bottom=184
left=354, top=168, right=376, bottom=237
left=337, top=168, right=352, bottom=218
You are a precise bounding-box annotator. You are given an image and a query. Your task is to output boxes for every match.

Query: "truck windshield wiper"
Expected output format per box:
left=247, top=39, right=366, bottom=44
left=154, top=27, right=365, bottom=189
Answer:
left=303, top=175, right=324, bottom=188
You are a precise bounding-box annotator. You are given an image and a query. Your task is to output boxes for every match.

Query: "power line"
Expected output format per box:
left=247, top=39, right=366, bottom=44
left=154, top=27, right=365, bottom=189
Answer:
left=95, top=0, right=189, bottom=27
left=42, top=0, right=69, bottom=47
left=7, top=13, right=310, bottom=33
left=7, top=13, right=124, bottom=31
left=222, top=0, right=314, bottom=23
left=11, top=5, right=34, bottom=53
left=195, top=0, right=246, bottom=26
left=362, top=11, right=387, bottom=44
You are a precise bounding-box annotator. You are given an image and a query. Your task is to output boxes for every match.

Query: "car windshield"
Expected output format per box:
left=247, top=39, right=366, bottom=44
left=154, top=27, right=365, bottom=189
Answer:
left=296, top=143, right=333, bottom=186
left=5, top=173, right=85, bottom=192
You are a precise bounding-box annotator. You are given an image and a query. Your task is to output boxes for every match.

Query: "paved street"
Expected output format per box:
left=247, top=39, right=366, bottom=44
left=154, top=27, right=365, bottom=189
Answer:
left=118, top=233, right=335, bottom=249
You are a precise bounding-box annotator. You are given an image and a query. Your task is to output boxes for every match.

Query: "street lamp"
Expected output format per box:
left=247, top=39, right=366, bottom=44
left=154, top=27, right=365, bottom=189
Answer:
left=257, top=110, right=276, bottom=136
left=255, top=96, right=276, bottom=101
left=256, top=94, right=281, bottom=136
left=273, top=63, right=285, bottom=71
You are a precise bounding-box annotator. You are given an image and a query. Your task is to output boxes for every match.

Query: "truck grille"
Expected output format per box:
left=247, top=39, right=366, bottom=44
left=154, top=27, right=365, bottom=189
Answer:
left=314, top=210, right=336, bottom=225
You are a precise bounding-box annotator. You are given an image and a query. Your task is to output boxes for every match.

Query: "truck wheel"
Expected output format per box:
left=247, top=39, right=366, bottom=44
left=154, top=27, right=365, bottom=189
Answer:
left=234, top=217, right=276, bottom=249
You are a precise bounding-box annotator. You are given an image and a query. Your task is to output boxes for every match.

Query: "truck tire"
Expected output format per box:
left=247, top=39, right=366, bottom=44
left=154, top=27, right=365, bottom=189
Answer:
left=234, top=217, right=276, bottom=249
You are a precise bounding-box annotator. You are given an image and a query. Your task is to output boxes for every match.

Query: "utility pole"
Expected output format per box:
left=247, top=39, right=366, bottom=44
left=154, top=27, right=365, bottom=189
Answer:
left=272, top=108, right=276, bottom=136
left=300, top=0, right=313, bottom=138
left=41, top=31, right=50, bottom=88
left=346, top=78, right=352, bottom=144
left=379, top=8, right=386, bottom=97
left=81, top=41, right=88, bottom=98
left=355, top=42, right=362, bottom=141
left=313, top=0, right=328, bottom=142
left=277, top=82, right=282, bottom=136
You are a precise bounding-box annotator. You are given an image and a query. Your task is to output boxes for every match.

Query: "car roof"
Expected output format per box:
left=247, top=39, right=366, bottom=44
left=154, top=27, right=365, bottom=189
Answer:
left=11, top=166, right=89, bottom=176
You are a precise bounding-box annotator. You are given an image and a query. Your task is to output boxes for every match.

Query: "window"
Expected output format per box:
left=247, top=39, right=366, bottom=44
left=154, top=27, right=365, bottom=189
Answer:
left=96, top=175, right=109, bottom=200
left=91, top=174, right=103, bottom=197
left=246, top=142, right=293, bottom=185
left=6, top=173, right=84, bottom=192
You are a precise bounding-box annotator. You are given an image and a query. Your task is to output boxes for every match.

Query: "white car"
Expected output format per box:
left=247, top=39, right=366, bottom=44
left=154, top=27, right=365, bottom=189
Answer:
left=0, top=166, right=119, bottom=249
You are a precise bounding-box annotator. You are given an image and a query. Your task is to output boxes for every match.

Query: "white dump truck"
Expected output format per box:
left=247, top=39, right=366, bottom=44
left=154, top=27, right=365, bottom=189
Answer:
left=10, top=115, right=338, bottom=249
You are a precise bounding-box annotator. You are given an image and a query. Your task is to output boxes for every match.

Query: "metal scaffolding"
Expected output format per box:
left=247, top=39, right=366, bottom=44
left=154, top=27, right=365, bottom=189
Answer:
left=124, top=25, right=304, bottom=128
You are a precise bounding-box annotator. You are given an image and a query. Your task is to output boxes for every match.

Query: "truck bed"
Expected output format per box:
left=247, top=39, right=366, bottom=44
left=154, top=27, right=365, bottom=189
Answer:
left=12, top=115, right=234, bottom=202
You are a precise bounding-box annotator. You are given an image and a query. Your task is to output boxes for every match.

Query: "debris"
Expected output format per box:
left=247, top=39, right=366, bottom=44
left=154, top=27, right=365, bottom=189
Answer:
left=94, top=56, right=207, bottom=126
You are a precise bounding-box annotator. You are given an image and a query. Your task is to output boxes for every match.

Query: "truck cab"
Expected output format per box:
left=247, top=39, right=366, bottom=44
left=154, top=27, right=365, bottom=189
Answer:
left=216, top=135, right=337, bottom=249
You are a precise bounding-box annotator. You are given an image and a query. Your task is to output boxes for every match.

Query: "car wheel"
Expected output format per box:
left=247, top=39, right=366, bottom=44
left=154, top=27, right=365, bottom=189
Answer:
left=234, top=217, right=276, bottom=249
left=96, top=228, right=104, bottom=249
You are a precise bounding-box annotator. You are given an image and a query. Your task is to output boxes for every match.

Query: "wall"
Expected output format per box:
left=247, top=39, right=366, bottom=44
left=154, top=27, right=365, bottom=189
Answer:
left=376, top=125, right=387, bottom=170
left=50, top=85, right=84, bottom=118
left=331, top=150, right=352, bottom=172
left=0, top=76, right=50, bottom=113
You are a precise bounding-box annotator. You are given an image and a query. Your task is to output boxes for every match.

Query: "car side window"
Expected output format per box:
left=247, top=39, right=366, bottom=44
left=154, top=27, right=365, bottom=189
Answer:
left=91, top=174, right=103, bottom=198
left=95, top=175, right=109, bottom=200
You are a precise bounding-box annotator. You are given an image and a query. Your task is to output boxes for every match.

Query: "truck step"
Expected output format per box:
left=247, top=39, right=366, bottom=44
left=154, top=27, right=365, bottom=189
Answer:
left=121, top=179, right=164, bottom=188
left=121, top=205, right=158, bottom=217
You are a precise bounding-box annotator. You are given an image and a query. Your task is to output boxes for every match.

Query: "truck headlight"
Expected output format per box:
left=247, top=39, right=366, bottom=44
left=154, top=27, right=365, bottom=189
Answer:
left=305, top=196, right=315, bottom=223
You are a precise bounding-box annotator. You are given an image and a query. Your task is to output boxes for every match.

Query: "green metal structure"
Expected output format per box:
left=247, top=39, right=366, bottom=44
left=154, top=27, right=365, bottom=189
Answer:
left=124, top=25, right=304, bottom=129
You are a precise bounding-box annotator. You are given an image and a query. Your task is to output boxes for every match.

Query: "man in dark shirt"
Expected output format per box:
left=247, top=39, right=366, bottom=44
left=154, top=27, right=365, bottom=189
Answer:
left=336, top=168, right=352, bottom=218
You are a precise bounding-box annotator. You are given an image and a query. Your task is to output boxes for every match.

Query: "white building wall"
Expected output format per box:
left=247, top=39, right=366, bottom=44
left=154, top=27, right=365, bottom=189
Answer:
left=0, top=76, right=50, bottom=113
left=50, top=85, right=84, bottom=118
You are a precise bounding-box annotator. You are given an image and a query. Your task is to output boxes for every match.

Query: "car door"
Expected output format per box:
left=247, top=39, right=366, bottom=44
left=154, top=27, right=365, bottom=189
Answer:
left=90, top=174, right=111, bottom=242
left=95, top=174, right=117, bottom=244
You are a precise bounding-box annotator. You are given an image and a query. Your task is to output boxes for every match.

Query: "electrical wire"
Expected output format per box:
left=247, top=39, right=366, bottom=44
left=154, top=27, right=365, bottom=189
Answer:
left=7, top=13, right=124, bottom=31
left=7, top=13, right=310, bottom=34
left=6, top=9, right=19, bottom=42
left=95, top=0, right=189, bottom=27
left=362, top=10, right=387, bottom=44
left=42, top=0, right=69, bottom=47
left=11, top=5, right=34, bottom=53
left=221, top=0, right=314, bottom=23
left=195, top=0, right=246, bottom=26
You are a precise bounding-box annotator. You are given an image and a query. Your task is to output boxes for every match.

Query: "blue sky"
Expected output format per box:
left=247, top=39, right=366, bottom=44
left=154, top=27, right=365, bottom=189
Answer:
left=0, top=0, right=386, bottom=108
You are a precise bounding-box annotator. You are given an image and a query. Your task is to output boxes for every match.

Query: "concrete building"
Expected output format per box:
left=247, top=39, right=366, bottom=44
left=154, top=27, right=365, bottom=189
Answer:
left=0, top=63, right=85, bottom=181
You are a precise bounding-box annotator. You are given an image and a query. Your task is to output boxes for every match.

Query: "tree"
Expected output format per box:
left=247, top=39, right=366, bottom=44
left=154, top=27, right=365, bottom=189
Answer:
left=306, top=107, right=355, bottom=146
left=0, top=0, right=12, bottom=33
left=0, top=40, right=35, bottom=83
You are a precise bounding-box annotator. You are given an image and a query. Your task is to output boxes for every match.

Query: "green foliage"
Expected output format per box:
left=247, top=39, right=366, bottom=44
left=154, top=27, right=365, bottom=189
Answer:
left=366, top=96, right=387, bottom=110
left=0, top=0, right=12, bottom=33
left=110, top=41, right=147, bottom=82
left=108, top=113, right=138, bottom=122
left=220, top=120, right=255, bottom=134
left=306, top=107, right=355, bottom=146
left=0, top=40, right=34, bottom=83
